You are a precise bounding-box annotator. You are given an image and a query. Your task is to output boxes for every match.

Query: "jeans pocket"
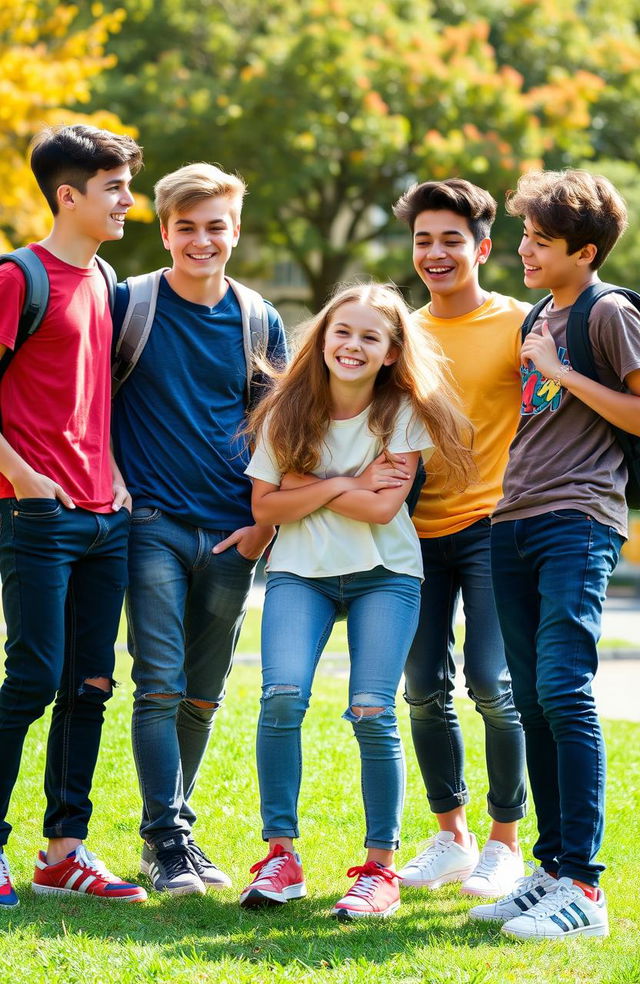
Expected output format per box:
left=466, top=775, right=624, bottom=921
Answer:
left=131, top=506, right=162, bottom=524
left=13, top=497, right=62, bottom=519
left=549, top=509, right=589, bottom=522
left=231, top=544, right=259, bottom=565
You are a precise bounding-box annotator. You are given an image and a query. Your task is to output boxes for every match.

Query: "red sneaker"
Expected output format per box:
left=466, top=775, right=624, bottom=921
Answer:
left=331, top=861, right=401, bottom=920
left=32, top=845, right=147, bottom=902
left=239, top=844, right=306, bottom=908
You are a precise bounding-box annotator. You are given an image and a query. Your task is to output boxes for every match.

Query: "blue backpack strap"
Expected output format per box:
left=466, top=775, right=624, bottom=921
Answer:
left=521, top=294, right=553, bottom=343
left=0, top=247, right=49, bottom=382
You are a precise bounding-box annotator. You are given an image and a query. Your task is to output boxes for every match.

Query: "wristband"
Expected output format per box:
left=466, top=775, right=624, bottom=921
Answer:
left=552, top=364, right=572, bottom=386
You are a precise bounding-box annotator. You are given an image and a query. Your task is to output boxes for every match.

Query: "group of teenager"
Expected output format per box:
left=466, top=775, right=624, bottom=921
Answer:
left=0, top=123, right=638, bottom=942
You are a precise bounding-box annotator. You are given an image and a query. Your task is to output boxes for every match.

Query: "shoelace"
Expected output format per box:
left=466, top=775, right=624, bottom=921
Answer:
left=344, top=862, right=399, bottom=899
left=155, top=846, right=195, bottom=880
left=520, top=880, right=579, bottom=918
left=501, top=863, right=553, bottom=902
left=0, top=854, right=11, bottom=887
left=409, top=836, right=450, bottom=870
left=72, top=845, right=118, bottom=882
left=249, top=843, right=289, bottom=878
left=471, top=845, right=506, bottom=878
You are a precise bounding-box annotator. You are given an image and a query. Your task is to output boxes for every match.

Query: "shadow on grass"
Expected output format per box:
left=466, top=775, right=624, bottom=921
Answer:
left=4, top=884, right=507, bottom=969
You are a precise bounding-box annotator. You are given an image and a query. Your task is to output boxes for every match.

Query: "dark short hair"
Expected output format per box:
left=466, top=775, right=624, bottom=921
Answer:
left=30, top=124, right=144, bottom=214
left=393, top=178, right=497, bottom=244
left=505, top=169, right=627, bottom=270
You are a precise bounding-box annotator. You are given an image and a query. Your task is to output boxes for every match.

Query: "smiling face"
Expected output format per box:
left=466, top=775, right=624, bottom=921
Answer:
left=62, top=164, right=135, bottom=244
left=323, top=301, right=398, bottom=394
left=161, top=196, right=241, bottom=286
left=412, top=208, right=491, bottom=308
left=518, top=216, right=596, bottom=304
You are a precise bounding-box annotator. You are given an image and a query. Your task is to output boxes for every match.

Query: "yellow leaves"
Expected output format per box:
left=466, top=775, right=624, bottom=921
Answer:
left=0, top=0, right=140, bottom=246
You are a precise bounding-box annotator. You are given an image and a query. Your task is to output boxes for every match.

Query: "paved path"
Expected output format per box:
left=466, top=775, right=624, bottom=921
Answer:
left=246, top=584, right=640, bottom=722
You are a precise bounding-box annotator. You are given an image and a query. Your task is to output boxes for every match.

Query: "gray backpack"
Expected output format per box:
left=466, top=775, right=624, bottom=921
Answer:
left=111, top=268, right=270, bottom=401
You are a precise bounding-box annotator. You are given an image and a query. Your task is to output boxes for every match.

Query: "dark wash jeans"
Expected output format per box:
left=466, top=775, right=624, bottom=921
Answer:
left=0, top=498, right=129, bottom=846
left=404, top=518, right=526, bottom=821
left=491, top=510, right=623, bottom=886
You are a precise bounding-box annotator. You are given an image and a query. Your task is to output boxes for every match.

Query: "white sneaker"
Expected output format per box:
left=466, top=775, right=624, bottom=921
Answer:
left=461, top=840, right=525, bottom=898
left=501, top=876, right=609, bottom=939
left=468, top=864, right=558, bottom=923
left=398, top=831, right=479, bottom=889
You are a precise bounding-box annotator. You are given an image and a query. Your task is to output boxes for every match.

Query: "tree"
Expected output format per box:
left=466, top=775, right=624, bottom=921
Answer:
left=0, top=0, right=148, bottom=251
left=92, top=0, right=640, bottom=305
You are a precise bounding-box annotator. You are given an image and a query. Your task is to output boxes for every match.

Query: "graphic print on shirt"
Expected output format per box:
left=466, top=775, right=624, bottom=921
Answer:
left=521, top=345, right=569, bottom=416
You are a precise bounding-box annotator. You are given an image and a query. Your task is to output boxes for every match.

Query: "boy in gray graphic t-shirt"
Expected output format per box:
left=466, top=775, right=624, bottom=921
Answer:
left=478, top=169, right=640, bottom=941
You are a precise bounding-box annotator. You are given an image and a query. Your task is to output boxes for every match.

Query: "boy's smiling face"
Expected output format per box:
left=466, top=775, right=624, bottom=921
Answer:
left=518, top=216, right=596, bottom=302
left=161, top=196, right=241, bottom=283
left=412, top=208, right=490, bottom=302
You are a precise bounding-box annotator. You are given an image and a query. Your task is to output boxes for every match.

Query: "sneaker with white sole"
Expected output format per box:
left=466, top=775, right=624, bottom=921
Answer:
left=398, top=831, right=479, bottom=888
left=461, top=840, right=525, bottom=898
left=501, top=877, right=609, bottom=939
left=239, top=844, right=306, bottom=908
left=0, top=852, right=19, bottom=909
left=186, top=840, right=231, bottom=890
left=468, top=864, right=558, bottom=923
left=331, top=861, right=401, bottom=920
left=140, top=841, right=205, bottom=896
left=32, top=845, right=147, bottom=902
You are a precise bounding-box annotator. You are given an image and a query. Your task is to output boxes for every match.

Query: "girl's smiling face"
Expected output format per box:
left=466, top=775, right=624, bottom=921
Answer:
left=323, top=301, right=398, bottom=388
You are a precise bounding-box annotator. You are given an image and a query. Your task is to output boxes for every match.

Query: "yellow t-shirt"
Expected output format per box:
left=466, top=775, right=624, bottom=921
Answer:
left=412, top=292, right=530, bottom=538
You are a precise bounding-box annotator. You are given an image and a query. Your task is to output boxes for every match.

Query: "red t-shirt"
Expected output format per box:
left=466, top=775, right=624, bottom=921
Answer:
left=0, top=245, right=114, bottom=511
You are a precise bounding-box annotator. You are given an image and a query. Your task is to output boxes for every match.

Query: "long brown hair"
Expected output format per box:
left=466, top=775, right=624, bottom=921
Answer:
left=249, top=282, right=474, bottom=487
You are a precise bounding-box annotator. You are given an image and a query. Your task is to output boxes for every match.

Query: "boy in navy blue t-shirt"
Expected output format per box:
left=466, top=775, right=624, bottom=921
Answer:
left=111, top=163, right=286, bottom=896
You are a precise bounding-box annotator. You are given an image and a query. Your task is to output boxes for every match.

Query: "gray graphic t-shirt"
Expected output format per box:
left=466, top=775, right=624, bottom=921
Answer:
left=494, top=291, right=640, bottom=537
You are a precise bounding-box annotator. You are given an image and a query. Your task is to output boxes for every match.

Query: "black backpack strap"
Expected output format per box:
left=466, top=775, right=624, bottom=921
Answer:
left=95, top=255, right=117, bottom=315
left=520, top=295, right=553, bottom=343
left=0, top=247, right=50, bottom=382
left=566, top=282, right=640, bottom=381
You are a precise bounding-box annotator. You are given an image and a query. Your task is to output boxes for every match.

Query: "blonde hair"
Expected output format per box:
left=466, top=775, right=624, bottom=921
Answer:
left=248, top=282, right=474, bottom=489
left=154, top=162, right=246, bottom=228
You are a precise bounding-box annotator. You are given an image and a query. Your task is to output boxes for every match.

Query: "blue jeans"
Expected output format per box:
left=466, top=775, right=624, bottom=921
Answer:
left=491, top=511, right=623, bottom=885
left=257, top=567, right=421, bottom=850
left=127, top=508, right=256, bottom=847
left=0, top=498, right=129, bottom=845
left=404, top=519, right=526, bottom=821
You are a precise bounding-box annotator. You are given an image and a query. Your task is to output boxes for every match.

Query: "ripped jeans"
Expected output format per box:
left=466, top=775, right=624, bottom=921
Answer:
left=0, top=498, right=130, bottom=845
left=127, top=508, right=256, bottom=847
left=257, top=567, right=421, bottom=850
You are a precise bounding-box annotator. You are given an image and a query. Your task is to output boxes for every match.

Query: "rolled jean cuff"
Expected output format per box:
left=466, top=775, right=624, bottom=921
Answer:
left=428, top=789, right=470, bottom=815
left=43, top=821, right=89, bottom=841
left=487, top=795, right=527, bottom=823
left=262, top=826, right=299, bottom=842
left=364, top=837, right=400, bottom=851
left=557, top=863, right=599, bottom=888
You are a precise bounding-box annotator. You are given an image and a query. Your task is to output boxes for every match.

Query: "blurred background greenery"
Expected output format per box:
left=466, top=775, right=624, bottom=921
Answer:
left=3, top=0, right=640, bottom=316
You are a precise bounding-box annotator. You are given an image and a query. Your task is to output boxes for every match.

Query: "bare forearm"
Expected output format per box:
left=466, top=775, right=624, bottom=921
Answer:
left=326, top=489, right=406, bottom=525
left=252, top=476, right=358, bottom=524
left=563, top=370, right=640, bottom=436
left=0, top=433, right=35, bottom=488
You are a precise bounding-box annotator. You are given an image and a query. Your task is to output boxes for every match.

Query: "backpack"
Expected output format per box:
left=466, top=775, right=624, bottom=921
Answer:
left=111, top=268, right=270, bottom=404
left=521, top=282, right=640, bottom=509
left=0, top=246, right=116, bottom=383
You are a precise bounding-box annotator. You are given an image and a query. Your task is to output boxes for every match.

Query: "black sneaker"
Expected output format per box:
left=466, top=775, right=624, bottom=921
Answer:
left=187, top=840, right=232, bottom=889
left=140, top=840, right=205, bottom=896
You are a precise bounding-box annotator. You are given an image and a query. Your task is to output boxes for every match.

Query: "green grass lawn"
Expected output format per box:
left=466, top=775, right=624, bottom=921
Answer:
left=0, top=620, right=639, bottom=984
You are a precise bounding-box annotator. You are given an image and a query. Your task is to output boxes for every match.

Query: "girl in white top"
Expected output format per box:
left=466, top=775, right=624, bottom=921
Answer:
left=240, top=283, right=473, bottom=920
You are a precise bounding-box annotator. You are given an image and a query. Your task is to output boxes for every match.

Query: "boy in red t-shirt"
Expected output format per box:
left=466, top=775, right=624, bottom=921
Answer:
left=0, top=124, right=146, bottom=908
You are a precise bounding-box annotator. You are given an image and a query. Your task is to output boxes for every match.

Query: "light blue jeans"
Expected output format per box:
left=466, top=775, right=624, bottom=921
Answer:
left=127, top=507, right=256, bottom=847
left=257, top=566, right=421, bottom=850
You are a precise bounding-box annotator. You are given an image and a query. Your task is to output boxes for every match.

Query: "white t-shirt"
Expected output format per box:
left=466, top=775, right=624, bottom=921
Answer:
left=245, top=398, right=434, bottom=579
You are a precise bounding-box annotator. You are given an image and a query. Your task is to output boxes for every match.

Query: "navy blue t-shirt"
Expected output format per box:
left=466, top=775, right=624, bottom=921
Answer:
left=111, top=275, right=286, bottom=530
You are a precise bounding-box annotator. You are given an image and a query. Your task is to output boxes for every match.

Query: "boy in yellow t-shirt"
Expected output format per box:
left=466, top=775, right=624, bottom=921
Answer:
left=392, top=179, right=529, bottom=900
